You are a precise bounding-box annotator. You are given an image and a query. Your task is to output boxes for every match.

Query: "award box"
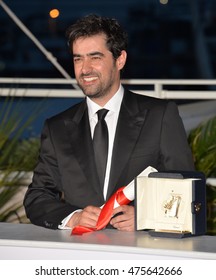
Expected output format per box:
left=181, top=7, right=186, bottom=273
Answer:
left=135, top=171, right=206, bottom=238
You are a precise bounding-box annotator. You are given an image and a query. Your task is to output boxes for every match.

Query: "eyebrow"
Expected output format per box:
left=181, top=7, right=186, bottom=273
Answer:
left=73, top=51, right=105, bottom=58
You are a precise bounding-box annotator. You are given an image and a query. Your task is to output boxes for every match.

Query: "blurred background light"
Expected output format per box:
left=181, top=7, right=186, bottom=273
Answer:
left=160, top=0, right=169, bottom=4
left=49, top=9, right=60, bottom=19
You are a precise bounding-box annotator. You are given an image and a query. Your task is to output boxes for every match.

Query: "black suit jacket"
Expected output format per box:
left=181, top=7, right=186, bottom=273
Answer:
left=24, top=90, right=194, bottom=229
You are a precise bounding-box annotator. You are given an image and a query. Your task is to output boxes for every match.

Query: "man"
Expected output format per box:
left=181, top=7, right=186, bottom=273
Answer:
left=24, top=14, right=194, bottom=232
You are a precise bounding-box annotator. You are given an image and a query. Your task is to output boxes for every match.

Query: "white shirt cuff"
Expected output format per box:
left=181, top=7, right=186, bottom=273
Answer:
left=58, top=209, right=82, bottom=230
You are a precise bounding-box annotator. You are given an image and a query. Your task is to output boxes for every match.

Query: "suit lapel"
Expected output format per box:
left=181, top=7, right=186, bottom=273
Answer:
left=63, top=91, right=148, bottom=202
left=64, top=102, right=104, bottom=201
left=107, top=90, right=148, bottom=198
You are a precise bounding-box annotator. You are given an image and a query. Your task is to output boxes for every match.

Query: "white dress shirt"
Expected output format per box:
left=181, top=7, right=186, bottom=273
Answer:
left=87, top=85, right=124, bottom=199
left=59, top=85, right=124, bottom=229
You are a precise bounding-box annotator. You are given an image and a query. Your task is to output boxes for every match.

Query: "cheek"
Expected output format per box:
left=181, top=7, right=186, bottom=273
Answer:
left=99, top=62, right=114, bottom=76
left=74, top=65, right=81, bottom=77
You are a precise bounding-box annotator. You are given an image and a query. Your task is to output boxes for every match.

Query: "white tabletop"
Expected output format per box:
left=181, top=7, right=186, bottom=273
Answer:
left=0, top=222, right=216, bottom=260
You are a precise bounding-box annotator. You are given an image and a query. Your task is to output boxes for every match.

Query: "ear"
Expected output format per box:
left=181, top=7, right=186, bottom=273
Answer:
left=116, top=50, right=127, bottom=70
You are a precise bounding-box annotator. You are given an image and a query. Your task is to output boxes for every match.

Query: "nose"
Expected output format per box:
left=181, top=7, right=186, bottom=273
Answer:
left=81, top=58, right=92, bottom=74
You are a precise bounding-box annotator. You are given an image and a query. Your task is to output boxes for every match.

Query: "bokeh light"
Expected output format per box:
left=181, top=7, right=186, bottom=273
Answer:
left=160, top=0, right=169, bottom=4
left=49, top=9, right=60, bottom=19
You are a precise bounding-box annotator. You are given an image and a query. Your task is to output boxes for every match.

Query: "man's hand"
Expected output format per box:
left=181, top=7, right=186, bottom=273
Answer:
left=66, top=205, right=101, bottom=229
left=109, top=205, right=135, bottom=231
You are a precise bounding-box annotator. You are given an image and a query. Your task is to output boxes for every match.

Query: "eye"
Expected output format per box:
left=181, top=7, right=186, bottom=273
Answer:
left=91, top=55, right=101, bottom=61
left=73, top=57, right=81, bottom=63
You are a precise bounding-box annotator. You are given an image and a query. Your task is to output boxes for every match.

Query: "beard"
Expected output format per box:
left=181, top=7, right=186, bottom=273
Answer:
left=77, top=71, right=115, bottom=100
left=77, top=81, right=112, bottom=99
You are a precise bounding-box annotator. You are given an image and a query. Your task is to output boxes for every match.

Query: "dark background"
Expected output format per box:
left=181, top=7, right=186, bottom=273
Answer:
left=0, top=0, right=216, bottom=138
left=0, top=0, right=216, bottom=80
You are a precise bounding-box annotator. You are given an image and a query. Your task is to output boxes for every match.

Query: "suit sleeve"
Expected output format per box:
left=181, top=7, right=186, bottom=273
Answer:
left=23, top=120, right=77, bottom=229
left=159, top=101, right=195, bottom=171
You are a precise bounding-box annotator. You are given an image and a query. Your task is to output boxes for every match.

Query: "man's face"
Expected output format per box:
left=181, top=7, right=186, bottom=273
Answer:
left=72, top=34, right=126, bottom=103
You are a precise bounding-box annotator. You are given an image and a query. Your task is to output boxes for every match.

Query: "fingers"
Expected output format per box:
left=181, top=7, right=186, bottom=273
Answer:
left=67, top=204, right=135, bottom=232
left=68, top=205, right=101, bottom=229
left=110, top=205, right=135, bottom=231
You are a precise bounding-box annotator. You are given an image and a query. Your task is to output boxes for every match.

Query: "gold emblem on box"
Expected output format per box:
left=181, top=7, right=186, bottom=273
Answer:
left=163, top=193, right=181, bottom=218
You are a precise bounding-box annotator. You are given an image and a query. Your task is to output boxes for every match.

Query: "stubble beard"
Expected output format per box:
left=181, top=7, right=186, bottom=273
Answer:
left=77, top=72, right=115, bottom=101
left=78, top=82, right=106, bottom=99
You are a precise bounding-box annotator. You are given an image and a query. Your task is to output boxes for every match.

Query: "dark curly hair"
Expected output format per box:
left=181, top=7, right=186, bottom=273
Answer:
left=66, top=14, right=128, bottom=60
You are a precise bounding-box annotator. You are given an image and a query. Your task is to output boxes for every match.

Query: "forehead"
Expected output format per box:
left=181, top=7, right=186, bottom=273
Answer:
left=72, top=33, right=109, bottom=54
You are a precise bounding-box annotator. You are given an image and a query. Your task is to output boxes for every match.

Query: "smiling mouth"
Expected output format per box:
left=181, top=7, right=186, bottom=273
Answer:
left=83, top=77, right=98, bottom=82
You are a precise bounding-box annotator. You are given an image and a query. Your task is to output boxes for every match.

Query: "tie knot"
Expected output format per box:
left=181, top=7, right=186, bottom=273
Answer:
left=97, top=109, right=108, bottom=120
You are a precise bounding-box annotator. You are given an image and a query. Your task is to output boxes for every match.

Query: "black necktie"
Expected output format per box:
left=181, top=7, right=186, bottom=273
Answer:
left=93, top=109, right=109, bottom=189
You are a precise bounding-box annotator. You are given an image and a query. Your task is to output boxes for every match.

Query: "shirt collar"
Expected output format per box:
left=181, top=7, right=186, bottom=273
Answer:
left=87, top=84, right=124, bottom=119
